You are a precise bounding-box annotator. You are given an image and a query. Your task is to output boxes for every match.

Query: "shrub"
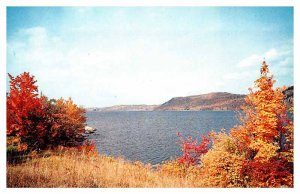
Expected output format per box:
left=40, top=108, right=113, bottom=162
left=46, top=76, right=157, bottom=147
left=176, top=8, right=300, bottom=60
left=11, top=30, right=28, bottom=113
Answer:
left=200, top=131, right=246, bottom=187
left=42, top=97, right=86, bottom=147
left=176, top=132, right=210, bottom=165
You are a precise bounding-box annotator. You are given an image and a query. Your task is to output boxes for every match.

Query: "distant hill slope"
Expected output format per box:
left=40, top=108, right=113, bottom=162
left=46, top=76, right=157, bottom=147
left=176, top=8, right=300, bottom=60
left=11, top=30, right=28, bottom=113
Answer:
left=155, top=92, right=246, bottom=111
left=87, top=86, right=293, bottom=112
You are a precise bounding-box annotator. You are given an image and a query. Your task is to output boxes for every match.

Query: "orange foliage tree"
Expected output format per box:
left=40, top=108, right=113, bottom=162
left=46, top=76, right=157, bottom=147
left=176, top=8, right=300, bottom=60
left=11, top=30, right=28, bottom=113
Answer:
left=176, top=61, right=293, bottom=188
left=42, top=97, right=86, bottom=147
left=230, top=61, right=293, bottom=187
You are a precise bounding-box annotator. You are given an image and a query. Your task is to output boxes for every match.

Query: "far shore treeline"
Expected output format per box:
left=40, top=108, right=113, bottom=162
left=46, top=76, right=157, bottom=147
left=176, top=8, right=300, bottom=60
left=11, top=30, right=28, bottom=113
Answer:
left=7, top=61, right=294, bottom=188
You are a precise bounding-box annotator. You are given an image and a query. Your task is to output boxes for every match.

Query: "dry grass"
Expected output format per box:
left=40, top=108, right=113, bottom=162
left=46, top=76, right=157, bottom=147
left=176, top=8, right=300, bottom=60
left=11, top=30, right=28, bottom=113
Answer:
left=7, top=151, right=201, bottom=188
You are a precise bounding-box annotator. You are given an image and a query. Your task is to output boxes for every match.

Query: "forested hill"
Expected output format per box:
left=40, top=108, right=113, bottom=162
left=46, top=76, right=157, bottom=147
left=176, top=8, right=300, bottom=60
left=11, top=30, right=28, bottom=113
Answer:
left=155, top=92, right=245, bottom=111
left=87, top=87, right=293, bottom=111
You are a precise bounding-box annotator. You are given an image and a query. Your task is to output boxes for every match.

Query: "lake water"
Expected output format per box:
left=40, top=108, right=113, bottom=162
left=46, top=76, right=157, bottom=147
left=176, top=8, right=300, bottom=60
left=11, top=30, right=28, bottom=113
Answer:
left=86, top=111, right=239, bottom=164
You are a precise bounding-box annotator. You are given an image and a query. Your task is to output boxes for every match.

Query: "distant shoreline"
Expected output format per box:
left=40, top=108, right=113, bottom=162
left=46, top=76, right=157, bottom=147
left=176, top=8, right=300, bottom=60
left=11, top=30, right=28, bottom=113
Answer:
left=86, top=92, right=246, bottom=112
left=85, top=87, right=293, bottom=112
left=86, top=109, right=237, bottom=112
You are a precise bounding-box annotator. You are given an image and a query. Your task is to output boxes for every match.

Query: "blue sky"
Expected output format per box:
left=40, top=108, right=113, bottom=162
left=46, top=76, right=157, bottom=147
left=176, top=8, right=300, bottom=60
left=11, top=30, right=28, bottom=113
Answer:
left=7, top=7, right=293, bottom=107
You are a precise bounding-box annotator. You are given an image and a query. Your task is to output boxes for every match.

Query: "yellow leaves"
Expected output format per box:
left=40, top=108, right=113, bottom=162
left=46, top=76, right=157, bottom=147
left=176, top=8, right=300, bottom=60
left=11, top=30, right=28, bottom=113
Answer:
left=7, top=136, right=21, bottom=146
left=281, top=120, right=294, bottom=163
left=159, top=160, right=190, bottom=178
left=17, top=143, right=28, bottom=151
left=158, top=160, right=203, bottom=187
left=249, top=140, right=279, bottom=162
left=281, top=149, right=294, bottom=163
left=200, top=132, right=246, bottom=187
left=7, top=136, right=28, bottom=152
left=234, top=60, right=292, bottom=150
left=226, top=61, right=293, bottom=187
left=260, top=61, right=269, bottom=75
left=54, top=98, right=86, bottom=136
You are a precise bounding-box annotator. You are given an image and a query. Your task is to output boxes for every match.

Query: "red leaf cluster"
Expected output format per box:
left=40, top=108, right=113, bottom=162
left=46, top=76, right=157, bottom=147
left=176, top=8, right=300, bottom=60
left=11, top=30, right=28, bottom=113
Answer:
left=7, top=72, right=46, bottom=151
left=177, top=133, right=210, bottom=165
left=241, top=158, right=293, bottom=187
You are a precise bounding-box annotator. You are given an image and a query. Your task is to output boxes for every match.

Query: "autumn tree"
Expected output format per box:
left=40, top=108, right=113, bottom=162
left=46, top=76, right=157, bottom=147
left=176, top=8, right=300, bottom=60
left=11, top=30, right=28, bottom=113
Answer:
left=230, top=61, right=293, bottom=187
left=43, top=97, right=86, bottom=147
left=7, top=72, right=46, bottom=151
left=7, top=72, right=87, bottom=154
left=175, top=61, right=293, bottom=188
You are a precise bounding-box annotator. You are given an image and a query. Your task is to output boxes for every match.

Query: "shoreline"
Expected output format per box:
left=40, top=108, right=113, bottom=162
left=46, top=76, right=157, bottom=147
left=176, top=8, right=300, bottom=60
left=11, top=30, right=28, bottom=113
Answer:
left=86, top=109, right=239, bottom=112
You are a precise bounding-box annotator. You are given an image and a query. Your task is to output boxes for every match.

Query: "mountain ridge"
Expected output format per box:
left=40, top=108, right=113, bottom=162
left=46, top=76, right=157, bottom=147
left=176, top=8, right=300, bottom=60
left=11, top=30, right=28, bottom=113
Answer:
left=155, top=92, right=245, bottom=111
left=87, top=92, right=246, bottom=111
left=86, top=87, right=293, bottom=112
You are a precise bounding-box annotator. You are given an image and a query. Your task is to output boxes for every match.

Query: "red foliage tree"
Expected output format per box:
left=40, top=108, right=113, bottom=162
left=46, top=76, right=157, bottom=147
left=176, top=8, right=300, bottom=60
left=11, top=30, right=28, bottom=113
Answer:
left=241, top=158, right=293, bottom=187
left=7, top=72, right=46, bottom=151
left=177, top=132, right=210, bottom=165
left=7, top=72, right=87, bottom=152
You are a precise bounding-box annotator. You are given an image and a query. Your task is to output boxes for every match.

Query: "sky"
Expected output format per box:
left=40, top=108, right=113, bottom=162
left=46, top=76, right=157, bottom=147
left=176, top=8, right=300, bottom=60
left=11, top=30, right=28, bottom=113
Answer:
left=7, top=7, right=293, bottom=107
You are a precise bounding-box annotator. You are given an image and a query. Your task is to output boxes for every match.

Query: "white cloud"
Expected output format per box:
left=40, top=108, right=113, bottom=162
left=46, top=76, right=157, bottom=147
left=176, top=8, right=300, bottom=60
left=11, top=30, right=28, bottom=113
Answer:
left=237, top=54, right=261, bottom=68
left=22, top=27, right=48, bottom=46
left=223, top=72, right=253, bottom=80
left=265, top=48, right=278, bottom=60
left=223, top=72, right=241, bottom=80
left=237, top=46, right=293, bottom=69
left=8, top=26, right=219, bottom=107
left=7, top=23, right=293, bottom=107
left=279, top=56, right=293, bottom=67
left=222, top=44, right=293, bottom=89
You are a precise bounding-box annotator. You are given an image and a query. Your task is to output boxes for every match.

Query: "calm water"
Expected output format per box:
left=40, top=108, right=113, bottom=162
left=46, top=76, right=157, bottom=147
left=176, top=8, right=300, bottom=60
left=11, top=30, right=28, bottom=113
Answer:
left=86, top=111, right=239, bottom=164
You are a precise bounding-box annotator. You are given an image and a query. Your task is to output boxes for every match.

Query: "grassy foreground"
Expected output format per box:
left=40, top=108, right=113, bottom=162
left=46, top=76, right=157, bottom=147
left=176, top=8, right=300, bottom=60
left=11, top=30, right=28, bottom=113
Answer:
left=7, top=150, right=201, bottom=188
